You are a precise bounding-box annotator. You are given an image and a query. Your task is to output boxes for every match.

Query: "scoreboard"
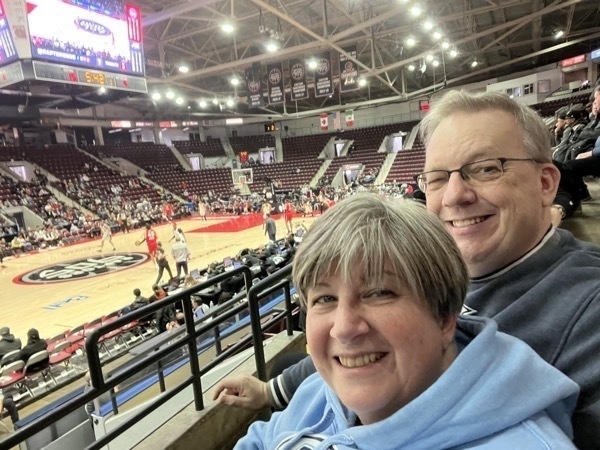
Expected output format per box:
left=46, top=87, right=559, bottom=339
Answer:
left=0, top=0, right=146, bottom=93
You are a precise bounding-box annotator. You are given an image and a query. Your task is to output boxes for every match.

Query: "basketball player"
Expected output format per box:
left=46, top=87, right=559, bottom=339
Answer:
left=283, top=198, right=294, bottom=234
left=198, top=201, right=208, bottom=221
left=261, top=200, right=272, bottom=230
left=139, top=224, right=158, bottom=264
left=168, top=222, right=185, bottom=243
left=98, top=221, right=116, bottom=252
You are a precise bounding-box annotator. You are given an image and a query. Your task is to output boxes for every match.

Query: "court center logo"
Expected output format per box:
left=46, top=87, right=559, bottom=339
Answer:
left=16, top=253, right=150, bottom=284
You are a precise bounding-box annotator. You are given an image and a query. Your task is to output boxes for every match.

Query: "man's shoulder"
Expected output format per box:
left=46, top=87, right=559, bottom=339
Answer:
left=555, top=229, right=600, bottom=261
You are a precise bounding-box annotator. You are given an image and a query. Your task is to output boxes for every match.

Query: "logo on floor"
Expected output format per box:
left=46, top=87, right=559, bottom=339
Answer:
left=15, top=253, right=150, bottom=284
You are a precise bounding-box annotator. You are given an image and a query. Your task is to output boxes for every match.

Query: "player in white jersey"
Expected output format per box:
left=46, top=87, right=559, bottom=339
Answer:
left=99, top=221, right=116, bottom=252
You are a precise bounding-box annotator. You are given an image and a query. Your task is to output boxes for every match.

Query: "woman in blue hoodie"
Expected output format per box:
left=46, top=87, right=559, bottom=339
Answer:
left=233, top=194, right=578, bottom=450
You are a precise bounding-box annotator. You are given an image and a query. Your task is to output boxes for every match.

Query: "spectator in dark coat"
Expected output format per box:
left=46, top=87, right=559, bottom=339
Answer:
left=0, top=327, right=22, bottom=360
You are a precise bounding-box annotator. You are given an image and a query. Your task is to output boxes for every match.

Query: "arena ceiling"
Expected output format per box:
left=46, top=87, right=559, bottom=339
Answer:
left=3, top=0, right=600, bottom=123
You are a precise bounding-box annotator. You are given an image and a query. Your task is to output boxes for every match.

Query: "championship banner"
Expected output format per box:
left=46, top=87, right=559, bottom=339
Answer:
left=266, top=61, right=285, bottom=104
left=245, top=62, right=263, bottom=108
left=345, top=109, right=355, bottom=127
left=314, top=51, right=333, bottom=97
left=320, top=113, right=329, bottom=131
left=339, top=46, right=359, bottom=92
left=289, top=58, right=308, bottom=101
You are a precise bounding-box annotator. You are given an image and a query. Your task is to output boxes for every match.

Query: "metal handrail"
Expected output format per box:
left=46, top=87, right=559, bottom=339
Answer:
left=0, top=264, right=295, bottom=450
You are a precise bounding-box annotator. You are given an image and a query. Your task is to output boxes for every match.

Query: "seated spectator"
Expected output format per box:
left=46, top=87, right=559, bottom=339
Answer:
left=119, top=288, right=149, bottom=316
left=0, top=394, right=19, bottom=429
left=19, top=329, right=48, bottom=370
left=0, top=327, right=22, bottom=360
left=154, top=297, right=178, bottom=333
left=227, top=196, right=578, bottom=449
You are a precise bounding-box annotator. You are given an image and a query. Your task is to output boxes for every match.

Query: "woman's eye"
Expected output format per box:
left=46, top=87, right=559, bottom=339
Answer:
left=311, top=295, right=336, bottom=306
left=365, top=289, right=394, bottom=298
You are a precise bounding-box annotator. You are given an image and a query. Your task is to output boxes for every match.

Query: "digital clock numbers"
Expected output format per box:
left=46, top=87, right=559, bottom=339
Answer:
left=84, top=71, right=105, bottom=85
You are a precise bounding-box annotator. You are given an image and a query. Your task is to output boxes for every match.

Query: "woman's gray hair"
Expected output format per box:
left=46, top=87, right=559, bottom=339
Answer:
left=420, top=90, right=552, bottom=162
left=292, top=194, right=468, bottom=320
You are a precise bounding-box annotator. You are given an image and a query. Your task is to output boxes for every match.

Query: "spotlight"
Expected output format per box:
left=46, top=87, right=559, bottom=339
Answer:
left=307, top=59, right=318, bottom=70
left=423, top=20, right=433, bottom=31
left=554, top=30, right=564, bottom=39
left=221, top=23, right=234, bottom=33
left=212, top=98, right=219, bottom=105
left=432, top=31, right=442, bottom=41
left=406, top=36, right=416, bottom=47
left=441, top=41, right=450, bottom=50
left=408, top=64, right=416, bottom=71
left=449, top=49, right=458, bottom=58
left=265, top=40, right=279, bottom=52
left=230, top=78, right=240, bottom=86
left=151, top=92, right=161, bottom=101
left=175, top=97, right=184, bottom=105
left=166, top=91, right=175, bottom=99
left=410, top=6, right=421, bottom=16
left=471, top=60, right=478, bottom=68
left=358, top=78, right=367, bottom=87
left=426, top=54, right=434, bottom=62
left=178, top=65, right=189, bottom=73
left=432, top=60, right=440, bottom=67
left=226, top=98, right=234, bottom=107
left=199, top=100, right=207, bottom=108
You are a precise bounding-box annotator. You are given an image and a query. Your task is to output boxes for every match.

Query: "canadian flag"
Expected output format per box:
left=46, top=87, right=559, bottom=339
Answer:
left=320, top=113, right=329, bottom=131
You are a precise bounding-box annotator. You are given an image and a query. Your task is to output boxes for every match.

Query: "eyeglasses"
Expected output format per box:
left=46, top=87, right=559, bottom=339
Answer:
left=414, top=157, right=540, bottom=192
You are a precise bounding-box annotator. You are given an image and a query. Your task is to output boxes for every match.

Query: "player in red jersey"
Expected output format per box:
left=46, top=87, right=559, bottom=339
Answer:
left=138, top=224, right=158, bottom=264
left=283, top=198, right=294, bottom=233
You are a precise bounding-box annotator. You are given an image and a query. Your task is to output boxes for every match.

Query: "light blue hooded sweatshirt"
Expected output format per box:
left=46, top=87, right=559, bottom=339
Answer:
left=236, top=316, right=578, bottom=450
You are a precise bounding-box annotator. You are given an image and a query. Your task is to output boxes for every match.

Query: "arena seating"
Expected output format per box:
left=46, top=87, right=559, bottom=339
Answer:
left=385, top=138, right=426, bottom=184
left=172, top=137, right=226, bottom=158
left=86, top=143, right=181, bottom=173
left=229, top=134, right=276, bottom=155
left=531, top=93, right=591, bottom=117
left=322, top=123, right=417, bottom=183
left=149, top=167, right=234, bottom=198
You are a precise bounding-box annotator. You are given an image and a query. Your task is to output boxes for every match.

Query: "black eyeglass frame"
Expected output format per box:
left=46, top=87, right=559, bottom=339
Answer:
left=414, top=157, right=542, bottom=192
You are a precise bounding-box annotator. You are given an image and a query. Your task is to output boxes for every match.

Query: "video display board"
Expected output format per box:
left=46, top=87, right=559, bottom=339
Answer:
left=0, top=0, right=19, bottom=66
left=27, top=0, right=144, bottom=76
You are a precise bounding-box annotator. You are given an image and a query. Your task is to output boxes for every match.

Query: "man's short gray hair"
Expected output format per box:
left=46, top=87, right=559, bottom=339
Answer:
left=420, top=90, right=552, bottom=162
left=292, top=194, right=468, bottom=320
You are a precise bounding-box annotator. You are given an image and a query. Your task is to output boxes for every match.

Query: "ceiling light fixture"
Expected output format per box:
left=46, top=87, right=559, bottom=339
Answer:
left=408, top=64, right=416, bottom=71
left=178, top=65, right=189, bottom=74
left=423, top=20, right=433, bottom=30
left=410, top=6, right=421, bottom=17
left=221, top=23, right=234, bottom=33
left=471, top=60, right=479, bottom=68
left=199, top=100, right=207, bottom=108
left=432, top=31, right=442, bottom=41
left=406, top=36, right=416, bottom=47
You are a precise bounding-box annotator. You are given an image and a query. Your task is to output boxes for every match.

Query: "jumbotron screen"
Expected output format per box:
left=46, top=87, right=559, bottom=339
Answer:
left=27, top=0, right=144, bottom=76
left=0, top=0, right=19, bottom=66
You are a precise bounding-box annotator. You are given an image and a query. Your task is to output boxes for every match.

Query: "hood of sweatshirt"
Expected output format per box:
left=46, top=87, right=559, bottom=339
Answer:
left=314, top=316, right=578, bottom=449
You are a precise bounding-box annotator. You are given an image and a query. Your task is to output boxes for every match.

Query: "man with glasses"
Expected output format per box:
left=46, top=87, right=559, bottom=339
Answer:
left=214, top=91, right=600, bottom=449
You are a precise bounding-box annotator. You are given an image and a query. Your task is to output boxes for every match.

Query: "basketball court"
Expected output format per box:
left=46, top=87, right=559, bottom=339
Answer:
left=1, top=213, right=316, bottom=344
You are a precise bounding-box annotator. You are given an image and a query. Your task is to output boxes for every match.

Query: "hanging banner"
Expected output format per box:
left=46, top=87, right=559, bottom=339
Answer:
left=320, top=113, right=329, bottom=131
left=289, top=58, right=308, bottom=101
left=339, top=45, right=359, bottom=92
left=333, top=111, right=341, bottom=130
left=345, top=109, right=355, bottom=127
left=245, top=62, right=264, bottom=108
left=314, top=51, right=333, bottom=97
left=266, top=61, right=285, bottom=104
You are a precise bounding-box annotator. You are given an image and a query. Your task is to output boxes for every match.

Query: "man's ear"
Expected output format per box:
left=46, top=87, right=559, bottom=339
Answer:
left=540, top=162, right=561, bottom=207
